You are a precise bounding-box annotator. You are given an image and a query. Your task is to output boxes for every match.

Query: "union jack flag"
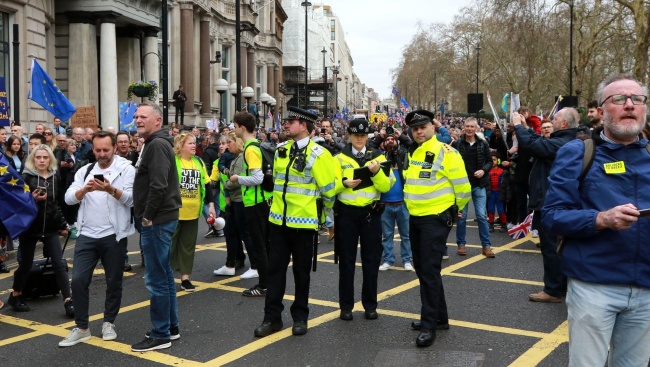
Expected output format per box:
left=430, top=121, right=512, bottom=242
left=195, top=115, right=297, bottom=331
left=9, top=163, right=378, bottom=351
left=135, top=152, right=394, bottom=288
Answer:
left=508, top=212, right=534, bottom=239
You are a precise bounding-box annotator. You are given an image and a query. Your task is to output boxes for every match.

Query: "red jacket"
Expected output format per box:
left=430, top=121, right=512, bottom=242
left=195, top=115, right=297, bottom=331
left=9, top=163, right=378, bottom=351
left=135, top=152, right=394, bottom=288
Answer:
left=527, top=114, right=541, bottom=134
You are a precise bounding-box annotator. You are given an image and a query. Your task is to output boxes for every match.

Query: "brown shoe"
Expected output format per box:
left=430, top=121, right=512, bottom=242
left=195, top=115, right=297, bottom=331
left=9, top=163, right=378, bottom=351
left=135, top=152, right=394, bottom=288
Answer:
left=528, top=291, right=562, bottom=303
left=482, top=247, right=495, bottom=258
left=328, top=226, right=335, bottom=241
left=456, top=246, right=467, bottom=256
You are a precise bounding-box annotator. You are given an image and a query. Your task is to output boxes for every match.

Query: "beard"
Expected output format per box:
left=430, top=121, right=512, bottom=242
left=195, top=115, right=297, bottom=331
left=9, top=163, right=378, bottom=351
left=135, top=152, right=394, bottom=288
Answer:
left=603, top=112, right=645, bottom=141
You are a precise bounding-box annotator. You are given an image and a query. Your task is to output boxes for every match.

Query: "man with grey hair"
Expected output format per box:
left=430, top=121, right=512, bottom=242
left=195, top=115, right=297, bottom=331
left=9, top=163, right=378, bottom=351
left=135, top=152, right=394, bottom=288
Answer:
left=512, top=107, right=578, bottom=303
left=542, top=74, right=650, bottom=366
left=72, top=127, right=92, bottom=161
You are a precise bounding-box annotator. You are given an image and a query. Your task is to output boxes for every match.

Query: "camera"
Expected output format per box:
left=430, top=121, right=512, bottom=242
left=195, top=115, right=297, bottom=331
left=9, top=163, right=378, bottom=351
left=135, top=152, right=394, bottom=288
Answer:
left=386, top=126, right=394, bottom=135
left=321, top=128, right=326, bottom=134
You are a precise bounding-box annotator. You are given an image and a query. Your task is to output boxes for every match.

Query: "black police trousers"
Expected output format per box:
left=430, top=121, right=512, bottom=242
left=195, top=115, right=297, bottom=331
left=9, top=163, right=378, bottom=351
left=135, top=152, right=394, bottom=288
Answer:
left=410, top=214, right=452, bottom=330
left=337, top=202, right=382, bottom=312
left=264, top=224, right=315, bottom=323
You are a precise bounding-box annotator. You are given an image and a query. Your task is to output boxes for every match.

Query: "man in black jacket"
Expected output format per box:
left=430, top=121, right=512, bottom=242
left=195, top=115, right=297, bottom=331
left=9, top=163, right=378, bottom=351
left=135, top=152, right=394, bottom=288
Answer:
left=131, top=102, right=182, bottom=352
left=513, top=107, right=578, bottom=303
left=172, top=85, right=187, bottom=125
left=452, top=118, right=494, bottom=258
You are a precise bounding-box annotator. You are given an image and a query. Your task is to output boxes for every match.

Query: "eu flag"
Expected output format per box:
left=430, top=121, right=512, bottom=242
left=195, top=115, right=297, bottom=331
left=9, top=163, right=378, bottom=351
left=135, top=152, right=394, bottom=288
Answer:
left=28, top=59, right=76, bottom=121
left=0, top=153, right=37, bottom=239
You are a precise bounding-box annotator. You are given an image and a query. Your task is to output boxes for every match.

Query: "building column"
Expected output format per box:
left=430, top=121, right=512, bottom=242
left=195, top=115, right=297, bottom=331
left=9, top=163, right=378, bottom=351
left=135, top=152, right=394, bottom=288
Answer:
left=200, top=15, right=211, bottom=115
left=240, top=45, right=248, bottom=88
left=180, top=1, right=194, bottom=112
left=116, top=27, right=141, bottom=102
left=246, top=47, right=255, bottom=92
left=99, top=13, right=119, bottom=131
left=67, top=12, right=98, bottom=110
left=143, top=27, right=160, bottom=88
left=267, top=64, right=275, bottom=98
left=274, top=65, right=281, bottom=102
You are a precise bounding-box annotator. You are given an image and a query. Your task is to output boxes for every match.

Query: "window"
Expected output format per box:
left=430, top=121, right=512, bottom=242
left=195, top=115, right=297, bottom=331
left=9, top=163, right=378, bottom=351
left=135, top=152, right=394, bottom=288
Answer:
left=331, top=31, right=335, bottom=40
left=222, top=46, right=230, bottom=68
left=256, top=66, right=262, bottom=84
left=331, top=20, right=335, bottom=29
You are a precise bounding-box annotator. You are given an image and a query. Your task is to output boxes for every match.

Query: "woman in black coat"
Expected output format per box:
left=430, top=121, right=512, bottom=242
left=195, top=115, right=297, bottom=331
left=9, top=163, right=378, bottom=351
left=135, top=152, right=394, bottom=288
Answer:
left=6, top=144, right=74, bottom=317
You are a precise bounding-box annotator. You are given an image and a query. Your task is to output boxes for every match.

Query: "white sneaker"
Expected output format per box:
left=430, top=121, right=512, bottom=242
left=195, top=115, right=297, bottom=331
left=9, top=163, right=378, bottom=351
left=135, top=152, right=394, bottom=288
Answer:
left=214, top=266, right=236, bottom=276
left=240, top=268, right=259, bottom=279
left=102, top=322, right=117, bottom=341
left=532, top=230, right=539, bottom=238
left=59, top=328, right=91, bottom=347
left=379, top=262, right=391, bottom=271
left=404, top=262, right=414, bottom=271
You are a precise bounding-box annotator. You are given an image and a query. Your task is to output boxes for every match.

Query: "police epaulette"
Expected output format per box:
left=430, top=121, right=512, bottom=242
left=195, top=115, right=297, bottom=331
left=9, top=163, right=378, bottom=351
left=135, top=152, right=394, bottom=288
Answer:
left=442, top=144, right=456, bottom=154
left=277, top=141, right=290, bottom=148
left=310, top=144, right=324, bottom=156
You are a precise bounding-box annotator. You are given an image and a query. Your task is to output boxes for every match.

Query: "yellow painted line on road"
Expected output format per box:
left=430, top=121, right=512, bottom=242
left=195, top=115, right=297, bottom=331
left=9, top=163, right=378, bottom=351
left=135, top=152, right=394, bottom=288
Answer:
left=0, top=330, right=47, bottom=346
left=206, top=309, right=342, bottom=366
left=378, top=309, right=555, bottom=340
left=509, top=321, right=569, bottom=367
left=0, top=314, right=202, bottom=366
left=446, top=273, right=544, bottom=287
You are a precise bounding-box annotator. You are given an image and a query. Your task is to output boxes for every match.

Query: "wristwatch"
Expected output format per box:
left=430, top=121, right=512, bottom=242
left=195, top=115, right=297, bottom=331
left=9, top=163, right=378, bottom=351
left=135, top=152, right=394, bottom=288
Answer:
left=111, top=187, right=118, bottom=197
left=142, top=218, right=153, bottom=226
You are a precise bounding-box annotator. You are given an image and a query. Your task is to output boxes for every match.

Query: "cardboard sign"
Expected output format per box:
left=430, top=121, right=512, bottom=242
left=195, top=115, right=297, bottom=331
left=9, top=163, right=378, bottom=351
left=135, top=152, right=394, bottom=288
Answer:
left=70, top=106, right=97, bottom=130
left=0, top=77, right=9, bottom=127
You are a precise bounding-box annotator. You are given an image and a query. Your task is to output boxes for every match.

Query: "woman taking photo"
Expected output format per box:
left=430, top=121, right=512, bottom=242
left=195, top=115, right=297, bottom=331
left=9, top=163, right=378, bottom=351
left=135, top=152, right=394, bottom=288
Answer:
left=6, top=144, right=74, bottom=317
left=171, top=133, right=215, bottom=291
left=4, top=135, right=26, bottom=173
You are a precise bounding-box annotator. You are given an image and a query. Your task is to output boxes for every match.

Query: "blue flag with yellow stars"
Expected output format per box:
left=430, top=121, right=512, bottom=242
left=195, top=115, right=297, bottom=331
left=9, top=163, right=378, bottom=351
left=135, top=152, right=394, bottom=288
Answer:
left=28, top=59, right=76, bottom=121
left=0, top=152, right=37, bottom=239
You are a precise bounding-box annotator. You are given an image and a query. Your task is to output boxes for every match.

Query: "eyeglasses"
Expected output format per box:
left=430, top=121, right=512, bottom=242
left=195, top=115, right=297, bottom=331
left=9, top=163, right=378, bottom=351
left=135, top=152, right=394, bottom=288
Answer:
left=600, top=94, right=647, bottom=106
left=43, top=132, right=53, bottom=135
left=542, top=126, right=553, bottom=129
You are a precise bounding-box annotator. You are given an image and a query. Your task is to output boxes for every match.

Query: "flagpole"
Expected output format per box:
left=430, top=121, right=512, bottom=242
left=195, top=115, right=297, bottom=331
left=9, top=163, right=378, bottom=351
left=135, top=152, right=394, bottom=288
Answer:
left=27, top=55, right=35, bottom=153
left=548, top=96, right=563, bottom=119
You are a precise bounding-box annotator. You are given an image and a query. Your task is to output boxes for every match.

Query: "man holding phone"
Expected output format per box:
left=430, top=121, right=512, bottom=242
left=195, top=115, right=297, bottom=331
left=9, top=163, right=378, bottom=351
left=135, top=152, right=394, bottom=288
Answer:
left=318, top=119, right=345, bottom=154
left=60, top=131, right=135, bottom=347
left=542, top=74, right=650, bottom=366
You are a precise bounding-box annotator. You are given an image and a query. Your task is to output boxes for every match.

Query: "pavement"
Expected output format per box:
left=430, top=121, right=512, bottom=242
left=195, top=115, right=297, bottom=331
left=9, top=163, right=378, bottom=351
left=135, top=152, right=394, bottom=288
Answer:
left=0, top=221, right=570, bottom=367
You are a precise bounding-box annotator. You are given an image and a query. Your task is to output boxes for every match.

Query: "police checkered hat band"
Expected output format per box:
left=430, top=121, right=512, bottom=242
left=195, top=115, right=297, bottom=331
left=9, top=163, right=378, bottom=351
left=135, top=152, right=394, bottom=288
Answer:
left=283, top=106, right=317, bottom=123
left=347, top=118, right=370, bottom=134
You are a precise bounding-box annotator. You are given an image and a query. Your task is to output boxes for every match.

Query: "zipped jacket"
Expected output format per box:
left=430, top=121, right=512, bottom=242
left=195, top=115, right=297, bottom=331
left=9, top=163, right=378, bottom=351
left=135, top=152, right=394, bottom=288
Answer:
left=22, top=168, right=67, bottom=237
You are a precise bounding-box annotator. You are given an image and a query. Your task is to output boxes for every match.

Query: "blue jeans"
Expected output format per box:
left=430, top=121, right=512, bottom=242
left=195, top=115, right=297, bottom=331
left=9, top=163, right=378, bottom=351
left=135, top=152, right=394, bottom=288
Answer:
left=566, top=278, right=650, bottom=367
left=456, top=186, right=491, bottom=247
left=381, top=203, right=411, bottom=264
left=141, top=220, right=179, bottom=339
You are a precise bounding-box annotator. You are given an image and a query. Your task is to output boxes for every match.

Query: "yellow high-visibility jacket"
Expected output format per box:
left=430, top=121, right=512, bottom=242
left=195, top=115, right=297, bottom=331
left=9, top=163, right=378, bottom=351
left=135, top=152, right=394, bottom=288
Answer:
left=403, top=137, right=471, bottom=216
left=334, top=147, right=394, bottom=206
left=268, top=140, right=337, bottom=230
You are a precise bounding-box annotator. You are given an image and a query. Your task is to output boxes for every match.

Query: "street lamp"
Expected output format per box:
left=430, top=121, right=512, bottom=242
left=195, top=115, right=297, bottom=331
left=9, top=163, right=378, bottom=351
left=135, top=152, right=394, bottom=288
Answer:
left=331, top=61, right=340, bottom=113
left=229, top=83, right=241, bottom=111
left=215, top=78, right=228, bottom=122
left=301, top=1, right=311, bottom=109
left=321, top=47, right=328, bottom=117
left=475, top=43, right=481, bottom=119
left=260, top=92, right=270, bottom=126
left=242, top=86, right=254, bottom=111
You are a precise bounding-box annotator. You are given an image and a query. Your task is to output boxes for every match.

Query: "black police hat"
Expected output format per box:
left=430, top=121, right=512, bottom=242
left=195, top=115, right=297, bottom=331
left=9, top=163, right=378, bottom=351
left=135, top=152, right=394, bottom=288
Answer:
left=283, top=106, right=317, bottom=124
left=347, top=118, right=371, bottom=134
left=405, top=109, right=435, bottom=127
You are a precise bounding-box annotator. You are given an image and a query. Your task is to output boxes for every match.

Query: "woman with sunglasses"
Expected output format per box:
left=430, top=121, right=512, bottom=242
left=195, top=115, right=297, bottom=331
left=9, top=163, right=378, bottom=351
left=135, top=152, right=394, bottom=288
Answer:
left=42, top=128, right=57, bottom=151
left=6, top=144, right=73, bottom=317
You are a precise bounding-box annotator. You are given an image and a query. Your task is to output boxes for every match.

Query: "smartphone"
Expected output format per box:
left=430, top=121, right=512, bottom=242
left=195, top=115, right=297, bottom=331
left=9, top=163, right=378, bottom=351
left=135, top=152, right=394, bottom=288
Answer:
left=36, top=186, right=47, bottom=195
left=94, top=174, right=105, bottom=182
left=65, top=158, right=73, bottom=164
left=321, top=128, right=326, bottom=134
left=638, top=208, right=650, bottom=216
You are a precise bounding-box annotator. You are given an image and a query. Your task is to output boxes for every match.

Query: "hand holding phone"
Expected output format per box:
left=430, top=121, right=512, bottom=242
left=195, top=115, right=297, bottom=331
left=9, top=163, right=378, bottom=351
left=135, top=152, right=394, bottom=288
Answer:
left=638, top=208, right=650, bottom=216
left=94, top=174, right=105, bottom=182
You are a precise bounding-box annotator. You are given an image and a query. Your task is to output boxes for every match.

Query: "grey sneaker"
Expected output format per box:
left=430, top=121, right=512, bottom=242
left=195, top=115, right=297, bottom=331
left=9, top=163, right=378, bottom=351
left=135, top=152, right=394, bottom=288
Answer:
left=59, top=328, right=91, bottom=347
left=102, top=322, right=117, bottom=341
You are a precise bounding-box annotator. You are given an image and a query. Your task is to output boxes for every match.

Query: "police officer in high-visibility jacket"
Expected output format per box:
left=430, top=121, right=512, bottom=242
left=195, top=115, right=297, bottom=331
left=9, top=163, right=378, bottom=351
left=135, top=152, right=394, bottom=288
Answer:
left=254, top=106, right=337, bottom=338
left=334, top=118, right=394, bottom=321
left=403, top=110, right=471, bottom=347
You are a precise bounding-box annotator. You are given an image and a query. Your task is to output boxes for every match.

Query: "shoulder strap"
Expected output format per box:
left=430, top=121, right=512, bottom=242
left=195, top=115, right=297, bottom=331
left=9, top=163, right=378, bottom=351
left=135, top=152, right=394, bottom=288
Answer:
left=83, top=162, right=97, bottom=180
left=579, top=139, right=595, bottom=182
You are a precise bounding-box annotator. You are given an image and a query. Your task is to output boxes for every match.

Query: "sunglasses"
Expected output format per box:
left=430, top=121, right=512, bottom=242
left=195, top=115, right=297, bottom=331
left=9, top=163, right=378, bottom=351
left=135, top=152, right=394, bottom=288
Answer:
left=43, top=132, right=53, bottom=135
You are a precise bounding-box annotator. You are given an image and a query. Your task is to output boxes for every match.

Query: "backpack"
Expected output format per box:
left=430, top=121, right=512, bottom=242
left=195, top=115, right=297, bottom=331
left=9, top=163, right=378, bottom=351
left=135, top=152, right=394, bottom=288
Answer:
left=557, top=139, right=650, bottom=256
left=243, top=141, right=275, bottom=192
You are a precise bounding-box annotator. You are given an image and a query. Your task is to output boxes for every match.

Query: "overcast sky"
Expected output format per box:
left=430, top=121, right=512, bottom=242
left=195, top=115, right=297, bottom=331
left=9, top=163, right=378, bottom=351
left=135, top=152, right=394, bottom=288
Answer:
left=322, top=0, right=472, bottom=100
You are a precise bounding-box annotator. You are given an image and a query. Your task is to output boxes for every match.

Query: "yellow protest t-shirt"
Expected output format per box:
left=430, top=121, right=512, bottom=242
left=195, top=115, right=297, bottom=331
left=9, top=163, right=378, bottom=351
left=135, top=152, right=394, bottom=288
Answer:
left=178, top=157, right=202, bottom=220
left=244, top=145, right=262, bottom=170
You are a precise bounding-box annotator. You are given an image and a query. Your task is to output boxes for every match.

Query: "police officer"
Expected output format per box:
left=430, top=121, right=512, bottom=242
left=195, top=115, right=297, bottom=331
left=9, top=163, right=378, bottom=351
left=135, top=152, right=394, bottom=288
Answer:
left=335, top=118, right=394, bottom=321
left=403, top=110, right=471, bottom=347
left=254, top=106, right=337, bottom=337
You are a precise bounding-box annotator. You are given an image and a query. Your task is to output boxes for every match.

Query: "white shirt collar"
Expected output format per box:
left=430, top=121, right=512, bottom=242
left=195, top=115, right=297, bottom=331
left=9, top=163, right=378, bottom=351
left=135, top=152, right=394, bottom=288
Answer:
left=294, top=136, right=310, bottom=149
left=352, top=147, right=366, bottom=156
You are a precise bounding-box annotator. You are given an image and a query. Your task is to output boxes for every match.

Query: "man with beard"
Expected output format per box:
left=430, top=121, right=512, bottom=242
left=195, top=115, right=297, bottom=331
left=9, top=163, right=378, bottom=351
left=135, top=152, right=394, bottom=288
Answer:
left=542, top=74, right=650, bottom=366
left=60, top=131, right=135, bottom=347
left=377, top=128, right=413, bottom=271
